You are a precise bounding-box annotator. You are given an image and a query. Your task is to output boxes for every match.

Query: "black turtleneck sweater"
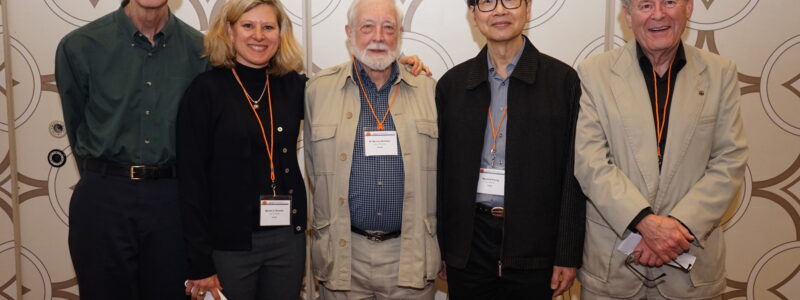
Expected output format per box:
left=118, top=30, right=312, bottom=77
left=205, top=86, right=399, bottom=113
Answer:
left=176, top=63, right=307, bottom=279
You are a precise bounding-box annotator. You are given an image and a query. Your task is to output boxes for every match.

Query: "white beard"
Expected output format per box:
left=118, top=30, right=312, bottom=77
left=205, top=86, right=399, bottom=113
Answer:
left=347, top=38, right=402, bottom=71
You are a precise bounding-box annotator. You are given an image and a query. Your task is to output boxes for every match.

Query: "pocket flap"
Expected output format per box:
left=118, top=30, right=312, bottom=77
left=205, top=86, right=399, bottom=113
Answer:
left=416, top=121, right=438, bottom=138
left=311, top=125, right=337, bottom=141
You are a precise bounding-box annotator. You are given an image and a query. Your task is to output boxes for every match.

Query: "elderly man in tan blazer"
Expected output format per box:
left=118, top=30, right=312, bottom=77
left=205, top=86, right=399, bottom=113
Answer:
left=574, top=0, right=748, bottom=299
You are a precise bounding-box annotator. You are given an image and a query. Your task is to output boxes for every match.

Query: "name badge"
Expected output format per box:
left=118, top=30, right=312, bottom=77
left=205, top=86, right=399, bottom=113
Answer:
left=364, top=129, right=399, bottom=156
left=477, top=168, right=505, bottom=196
left=259, top=195, right=292, bottom=227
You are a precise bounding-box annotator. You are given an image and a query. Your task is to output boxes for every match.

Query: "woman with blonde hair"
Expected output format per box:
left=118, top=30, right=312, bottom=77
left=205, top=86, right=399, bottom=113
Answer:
left=178, top=1, right=428, bottom=299
left=178, top=1, right=308, bottom=299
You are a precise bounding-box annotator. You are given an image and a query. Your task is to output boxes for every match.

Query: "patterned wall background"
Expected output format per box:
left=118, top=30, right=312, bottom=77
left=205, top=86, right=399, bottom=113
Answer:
left=0, top=0, right=797, bottom=299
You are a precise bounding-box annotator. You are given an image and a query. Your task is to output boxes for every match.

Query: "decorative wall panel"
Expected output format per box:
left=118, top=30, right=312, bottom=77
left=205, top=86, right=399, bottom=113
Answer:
left=0, top=1, right=797, bottom=299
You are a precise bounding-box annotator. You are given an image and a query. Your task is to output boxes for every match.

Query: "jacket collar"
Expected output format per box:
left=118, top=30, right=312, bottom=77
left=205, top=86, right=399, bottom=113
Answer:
left=335, top=58, right=420, bottom=90
left=466, top=35, right=539, bottom=89
left=612, top=40, right=707, bottom=81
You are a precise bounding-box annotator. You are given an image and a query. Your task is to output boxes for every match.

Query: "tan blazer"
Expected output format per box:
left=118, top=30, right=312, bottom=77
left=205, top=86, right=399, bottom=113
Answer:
left=303, top=61, right=440, bottom=290
left=574, top=41, right=748, bottom=299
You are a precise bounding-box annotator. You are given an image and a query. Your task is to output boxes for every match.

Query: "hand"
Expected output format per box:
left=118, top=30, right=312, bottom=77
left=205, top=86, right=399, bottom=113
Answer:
left=185, top=274, right=223, bottom=300
left=438, top=261, right=447, bottom=280
left=550, top=266, right=576, bottom=297
left=633, top=240, right=666, bottom=267
left=635, top=215, right=694, bottom=262
left=398, top=55, right=433, bottom=76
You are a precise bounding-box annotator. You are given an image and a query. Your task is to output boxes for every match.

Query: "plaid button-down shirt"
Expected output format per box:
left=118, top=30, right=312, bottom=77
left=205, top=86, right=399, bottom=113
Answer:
left=348, top=62, right=405, bottom=232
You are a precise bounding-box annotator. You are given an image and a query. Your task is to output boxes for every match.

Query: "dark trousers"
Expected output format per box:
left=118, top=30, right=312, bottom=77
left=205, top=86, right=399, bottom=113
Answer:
left=212, top=227, right=306, bottom=300
left=446, top=212, right=554, bottom=300
left=68, top=171, right=187, bottom=300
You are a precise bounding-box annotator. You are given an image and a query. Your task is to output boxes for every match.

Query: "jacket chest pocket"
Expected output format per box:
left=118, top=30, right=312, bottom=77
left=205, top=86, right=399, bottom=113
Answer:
left=415, top=121, right=438, bottom=170
left=309, top=125, right=338, bottom=174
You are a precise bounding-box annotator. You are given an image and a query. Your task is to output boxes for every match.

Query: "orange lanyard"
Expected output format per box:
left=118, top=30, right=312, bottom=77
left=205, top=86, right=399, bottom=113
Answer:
left=352, top=57, right=399, bottom=131
left=652, top=57, right=675, bottom=159
left=487, top=106, right=508, bottom=167
left=232, top=68, right=277, bottom=193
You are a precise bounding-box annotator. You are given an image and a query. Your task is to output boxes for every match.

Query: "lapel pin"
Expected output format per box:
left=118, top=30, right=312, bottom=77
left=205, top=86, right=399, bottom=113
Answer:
left=699, top=90, right=705, bottom=96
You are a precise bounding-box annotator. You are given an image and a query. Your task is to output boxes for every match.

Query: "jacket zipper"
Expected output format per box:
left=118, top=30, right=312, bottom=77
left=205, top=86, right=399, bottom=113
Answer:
left=498, top=211, right=506, bottom=277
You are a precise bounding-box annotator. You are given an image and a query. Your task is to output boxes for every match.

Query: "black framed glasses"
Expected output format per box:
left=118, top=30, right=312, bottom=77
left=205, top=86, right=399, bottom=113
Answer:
left=472, top=0, right=526, bottom=12
left=625, top=251, right=666, bottom=287
left=625, top=251, right=694, bottom=287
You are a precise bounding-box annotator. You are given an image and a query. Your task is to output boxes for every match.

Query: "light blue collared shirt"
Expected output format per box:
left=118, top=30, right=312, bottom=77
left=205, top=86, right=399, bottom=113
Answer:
left=475, top=41, right=525, bottom=208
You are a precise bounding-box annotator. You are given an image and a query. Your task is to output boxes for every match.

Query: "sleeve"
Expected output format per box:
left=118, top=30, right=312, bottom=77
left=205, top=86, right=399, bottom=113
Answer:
left=302, top=80, right=316, bottom=220
left=55, top=36, right=89, bottom=171
left=434, top=79, right=447, bottom=256
left=573, top=63, right=653, bottom=236
left=176, top=76, right=217, bottom=279
left=668, top=60, right=748, bottom=246
left=554, top=70, right=587, bottom=268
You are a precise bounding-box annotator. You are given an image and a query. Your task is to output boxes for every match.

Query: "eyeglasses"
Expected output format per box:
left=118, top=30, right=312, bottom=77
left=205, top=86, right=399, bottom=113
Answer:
left=625, top=251, right=694, bottom=287
left=625, top=251, right=666, bottom=287
left=472, top=0, right=526, bottom=13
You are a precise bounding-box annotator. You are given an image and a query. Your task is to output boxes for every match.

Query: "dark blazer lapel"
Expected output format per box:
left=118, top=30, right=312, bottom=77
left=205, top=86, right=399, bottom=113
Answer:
left=659, top=44, right=709, bottom=188
left=611, top=41, right=660, bottom=196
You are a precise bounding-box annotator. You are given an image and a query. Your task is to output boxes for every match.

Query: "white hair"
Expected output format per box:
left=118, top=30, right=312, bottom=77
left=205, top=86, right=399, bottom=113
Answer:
left=347, top=0, right=404, bottom=29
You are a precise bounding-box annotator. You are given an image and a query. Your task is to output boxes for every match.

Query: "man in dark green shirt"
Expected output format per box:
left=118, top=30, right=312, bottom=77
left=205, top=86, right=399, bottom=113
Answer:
left=55, top=0, right=207, bottom=298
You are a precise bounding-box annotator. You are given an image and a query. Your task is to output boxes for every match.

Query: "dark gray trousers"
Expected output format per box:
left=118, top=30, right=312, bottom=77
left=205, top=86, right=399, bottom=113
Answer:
left=212, top=227, right=306, bottom=300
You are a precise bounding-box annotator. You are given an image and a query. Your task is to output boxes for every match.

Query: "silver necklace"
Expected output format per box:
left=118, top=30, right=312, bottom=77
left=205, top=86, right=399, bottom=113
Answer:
left=247, top=80, right=268, bottom=109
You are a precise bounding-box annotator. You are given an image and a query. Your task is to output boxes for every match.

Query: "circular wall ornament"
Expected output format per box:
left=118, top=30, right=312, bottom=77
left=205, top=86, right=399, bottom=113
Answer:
left=688, top=0, right=759, bottom=31
left=49, top=120, right=67, bottom=138
left=48, top=149, right=67, bottom=168
left=525, top=0, right=566, bottom=29
left=0, top=27, right=42, bottom=132
left=760, top=35, right=800, bottom=136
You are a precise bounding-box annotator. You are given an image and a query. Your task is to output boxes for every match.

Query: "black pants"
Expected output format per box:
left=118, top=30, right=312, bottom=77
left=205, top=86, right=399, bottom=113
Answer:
left=446, top=212, right=554, bottom=300
left=68, top=171, right=187, bottom=300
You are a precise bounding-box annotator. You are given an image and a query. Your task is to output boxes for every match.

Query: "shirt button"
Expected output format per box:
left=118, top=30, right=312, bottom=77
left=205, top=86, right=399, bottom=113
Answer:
left=377, top=181, right=384, bottom=186
left=338, top=197, right=345, bottom=206
left=346, top=112, right=353, bottom=119
left=145, top=81, right=152, bottom=87
left=284, top=168, right=290, bottom=174
left=339, top=153, right=347, bottom=161
left=289, top=189, right=294, bottom=194
left=282, top=147, right=288, bottom=153
left=144, top=139, right=151, bottom=144
left=147, top=52, right=153, bottom=57
left=145, top=110, right=151, bottom=115
left=292, top=209, right=298, bottom=214
left=339, top=239, right=347, bottom=247
left=377, top=212, right=383, bottom=216
left=277, top=126, right=283, bottom=132
left=296, top=226, right=302, bottom=231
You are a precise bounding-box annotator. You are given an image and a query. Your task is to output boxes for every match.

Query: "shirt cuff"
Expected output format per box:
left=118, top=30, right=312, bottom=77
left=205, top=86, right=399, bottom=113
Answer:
left=628, top=207, right=654, bottom=233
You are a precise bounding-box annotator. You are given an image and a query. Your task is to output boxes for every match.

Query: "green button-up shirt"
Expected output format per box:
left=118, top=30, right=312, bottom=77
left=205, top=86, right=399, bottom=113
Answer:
left=55, top=5, right=208, bottom=169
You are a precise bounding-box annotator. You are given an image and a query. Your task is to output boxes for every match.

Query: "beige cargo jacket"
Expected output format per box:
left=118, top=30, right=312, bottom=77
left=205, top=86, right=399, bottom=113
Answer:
left=303, top=61, right=440, bottom=290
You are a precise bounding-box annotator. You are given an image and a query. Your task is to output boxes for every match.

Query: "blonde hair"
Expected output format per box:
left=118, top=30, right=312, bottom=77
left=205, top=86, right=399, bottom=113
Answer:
left=204, top=0, right=304, bottom=75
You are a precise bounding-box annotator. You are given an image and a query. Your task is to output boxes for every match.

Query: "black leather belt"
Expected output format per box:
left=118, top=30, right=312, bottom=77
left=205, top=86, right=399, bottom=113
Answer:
left=476, top=203, right=505, bottom=218
left=83, top=158, right=176, bottom=180
left=351, top=226, right=401, bottom=242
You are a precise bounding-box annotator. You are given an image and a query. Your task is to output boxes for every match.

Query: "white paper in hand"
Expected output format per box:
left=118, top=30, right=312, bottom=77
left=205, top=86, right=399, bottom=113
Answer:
left=185, top=280, right=228, bottom=300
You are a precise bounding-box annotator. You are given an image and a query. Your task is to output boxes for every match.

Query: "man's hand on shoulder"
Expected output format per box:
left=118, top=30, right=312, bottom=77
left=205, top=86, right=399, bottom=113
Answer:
left=398, top=55, right=433, bottom=77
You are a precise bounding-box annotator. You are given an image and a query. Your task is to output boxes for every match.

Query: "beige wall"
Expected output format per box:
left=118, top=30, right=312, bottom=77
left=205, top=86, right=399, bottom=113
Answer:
left=0, top=0, right=798, bottom=299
